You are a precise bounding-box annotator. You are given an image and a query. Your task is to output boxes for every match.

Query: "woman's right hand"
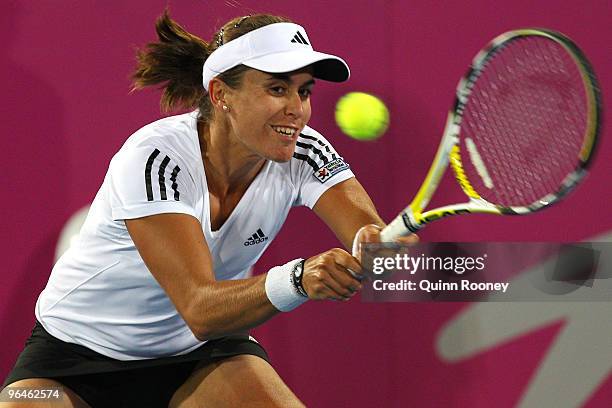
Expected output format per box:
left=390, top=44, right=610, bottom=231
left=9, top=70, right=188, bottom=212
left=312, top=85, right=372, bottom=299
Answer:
left=302, top=249, right=363, bottom=301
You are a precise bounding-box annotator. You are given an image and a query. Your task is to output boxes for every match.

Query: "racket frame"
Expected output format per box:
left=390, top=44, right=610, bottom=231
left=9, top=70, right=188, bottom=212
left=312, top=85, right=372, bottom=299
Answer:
left=381, top=28, right=601, bottom=241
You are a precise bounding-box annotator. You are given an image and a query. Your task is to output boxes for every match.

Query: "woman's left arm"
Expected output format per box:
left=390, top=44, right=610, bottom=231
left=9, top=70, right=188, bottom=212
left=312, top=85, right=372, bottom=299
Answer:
left=313, top=177, right=385, bottom=250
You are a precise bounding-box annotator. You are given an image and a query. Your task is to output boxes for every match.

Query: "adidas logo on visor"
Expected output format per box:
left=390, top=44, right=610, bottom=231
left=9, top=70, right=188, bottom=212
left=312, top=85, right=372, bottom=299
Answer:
left=243, top=229, right=269, bottom=246
left=290, top=31, right=309, bottom=45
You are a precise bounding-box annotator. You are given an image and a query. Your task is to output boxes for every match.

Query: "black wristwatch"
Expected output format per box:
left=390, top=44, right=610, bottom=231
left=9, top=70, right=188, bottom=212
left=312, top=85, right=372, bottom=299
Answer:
left=291, top=259, right=308, bottom=297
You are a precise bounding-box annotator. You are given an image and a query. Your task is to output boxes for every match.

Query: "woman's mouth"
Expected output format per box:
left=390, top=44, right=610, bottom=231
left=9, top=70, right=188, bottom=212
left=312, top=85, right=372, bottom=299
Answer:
left=271, top=125, right=298, bottom=138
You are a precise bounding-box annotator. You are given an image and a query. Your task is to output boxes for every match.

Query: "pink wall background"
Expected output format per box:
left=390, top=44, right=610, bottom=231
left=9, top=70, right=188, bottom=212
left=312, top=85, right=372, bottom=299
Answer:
left=2, top=1, right=610, bottom=406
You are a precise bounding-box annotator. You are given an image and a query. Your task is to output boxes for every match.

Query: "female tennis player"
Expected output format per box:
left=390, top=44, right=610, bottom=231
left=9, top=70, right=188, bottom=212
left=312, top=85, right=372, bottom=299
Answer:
left=2, top=12, right=415, bottom=408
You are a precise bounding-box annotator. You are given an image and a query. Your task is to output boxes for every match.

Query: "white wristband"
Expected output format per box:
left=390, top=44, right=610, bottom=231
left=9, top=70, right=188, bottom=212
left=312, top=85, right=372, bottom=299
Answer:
left=265, top=258, right=308, bottom=312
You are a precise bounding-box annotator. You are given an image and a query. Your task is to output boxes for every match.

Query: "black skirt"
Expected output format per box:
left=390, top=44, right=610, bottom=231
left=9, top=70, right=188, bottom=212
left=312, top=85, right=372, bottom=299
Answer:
left=2, top=321, right=269, bottom=407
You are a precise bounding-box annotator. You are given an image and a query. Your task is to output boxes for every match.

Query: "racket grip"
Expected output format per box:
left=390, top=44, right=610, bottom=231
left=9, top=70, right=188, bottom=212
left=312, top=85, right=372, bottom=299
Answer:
left=380, top=208, right=421, bottom=241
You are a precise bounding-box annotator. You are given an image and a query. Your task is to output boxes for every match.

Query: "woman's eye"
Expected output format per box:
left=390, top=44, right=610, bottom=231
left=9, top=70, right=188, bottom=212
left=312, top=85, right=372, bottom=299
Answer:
left=270, top=87, right=286, bottom=95
left=299, top=88, right=312, bottom=98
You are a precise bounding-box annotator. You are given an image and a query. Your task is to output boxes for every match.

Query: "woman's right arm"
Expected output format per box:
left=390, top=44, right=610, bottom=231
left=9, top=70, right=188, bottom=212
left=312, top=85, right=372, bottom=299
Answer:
left=126, top=213, right=362, bottom=341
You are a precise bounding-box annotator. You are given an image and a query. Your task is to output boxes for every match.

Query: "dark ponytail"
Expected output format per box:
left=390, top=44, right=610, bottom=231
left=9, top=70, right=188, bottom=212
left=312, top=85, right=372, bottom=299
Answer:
left=132, top=11, right=209, bottom=112
left=132, top=11, right=292, bottom=120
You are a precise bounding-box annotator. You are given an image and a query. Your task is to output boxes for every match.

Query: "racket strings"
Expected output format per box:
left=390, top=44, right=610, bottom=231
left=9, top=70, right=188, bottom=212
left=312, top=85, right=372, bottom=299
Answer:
left=520, top=40, right=575, bottom=197
left=504, top=40, right=577, bottom=201
left=459, top=36, right=588, bottom=208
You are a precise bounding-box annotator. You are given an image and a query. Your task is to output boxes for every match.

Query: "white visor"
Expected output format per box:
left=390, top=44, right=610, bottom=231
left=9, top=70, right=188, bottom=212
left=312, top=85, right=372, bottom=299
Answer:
left=202, top=22, right=350, bottom=90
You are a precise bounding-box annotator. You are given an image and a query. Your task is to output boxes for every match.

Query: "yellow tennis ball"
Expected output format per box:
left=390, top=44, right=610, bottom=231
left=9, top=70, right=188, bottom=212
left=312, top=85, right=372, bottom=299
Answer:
left=335, top=92, right=390, bottom=140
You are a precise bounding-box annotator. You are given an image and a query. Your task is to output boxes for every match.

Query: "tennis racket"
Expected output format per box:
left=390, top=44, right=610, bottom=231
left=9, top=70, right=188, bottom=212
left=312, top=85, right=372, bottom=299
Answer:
left=380, top=28, right=602, bottom=241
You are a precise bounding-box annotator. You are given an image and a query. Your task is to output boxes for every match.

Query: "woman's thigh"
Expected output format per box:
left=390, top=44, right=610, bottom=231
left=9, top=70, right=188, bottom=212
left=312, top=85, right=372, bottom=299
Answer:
left=169, top=354, right=305, bottom=408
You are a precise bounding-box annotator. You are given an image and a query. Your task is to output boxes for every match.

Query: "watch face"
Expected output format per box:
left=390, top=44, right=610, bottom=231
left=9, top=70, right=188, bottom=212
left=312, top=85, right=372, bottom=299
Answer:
left=295, top=264, right=303, bottom=278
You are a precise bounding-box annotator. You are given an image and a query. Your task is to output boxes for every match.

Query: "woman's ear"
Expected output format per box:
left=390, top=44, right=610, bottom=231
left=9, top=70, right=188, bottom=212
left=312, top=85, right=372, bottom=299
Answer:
left=208, top=79, right=230, bottom=112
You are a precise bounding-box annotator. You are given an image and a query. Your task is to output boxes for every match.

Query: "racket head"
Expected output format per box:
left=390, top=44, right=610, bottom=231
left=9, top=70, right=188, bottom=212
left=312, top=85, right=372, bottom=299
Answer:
left=448, top=28, right=601, bottom=215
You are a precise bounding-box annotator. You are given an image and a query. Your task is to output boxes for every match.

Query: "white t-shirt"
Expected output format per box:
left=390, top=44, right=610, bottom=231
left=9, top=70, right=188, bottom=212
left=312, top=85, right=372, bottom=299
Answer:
left=35, top=111, right=354, bottom=360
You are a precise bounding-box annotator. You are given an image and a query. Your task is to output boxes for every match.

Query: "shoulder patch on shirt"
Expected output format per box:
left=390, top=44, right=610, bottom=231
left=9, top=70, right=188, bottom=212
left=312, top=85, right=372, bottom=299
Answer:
left=293, top=132, right=350, bottom=183
left=313, top=158, right=350, bottom=183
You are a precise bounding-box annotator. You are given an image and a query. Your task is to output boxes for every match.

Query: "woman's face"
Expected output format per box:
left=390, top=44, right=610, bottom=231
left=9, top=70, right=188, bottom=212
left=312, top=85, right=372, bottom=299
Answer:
left=223, top=68, right=314, bottom=162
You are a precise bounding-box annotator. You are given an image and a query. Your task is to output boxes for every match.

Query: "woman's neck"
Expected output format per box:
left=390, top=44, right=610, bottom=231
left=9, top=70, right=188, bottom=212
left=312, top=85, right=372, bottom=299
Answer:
left=198, top=120, right=266, bottom=197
